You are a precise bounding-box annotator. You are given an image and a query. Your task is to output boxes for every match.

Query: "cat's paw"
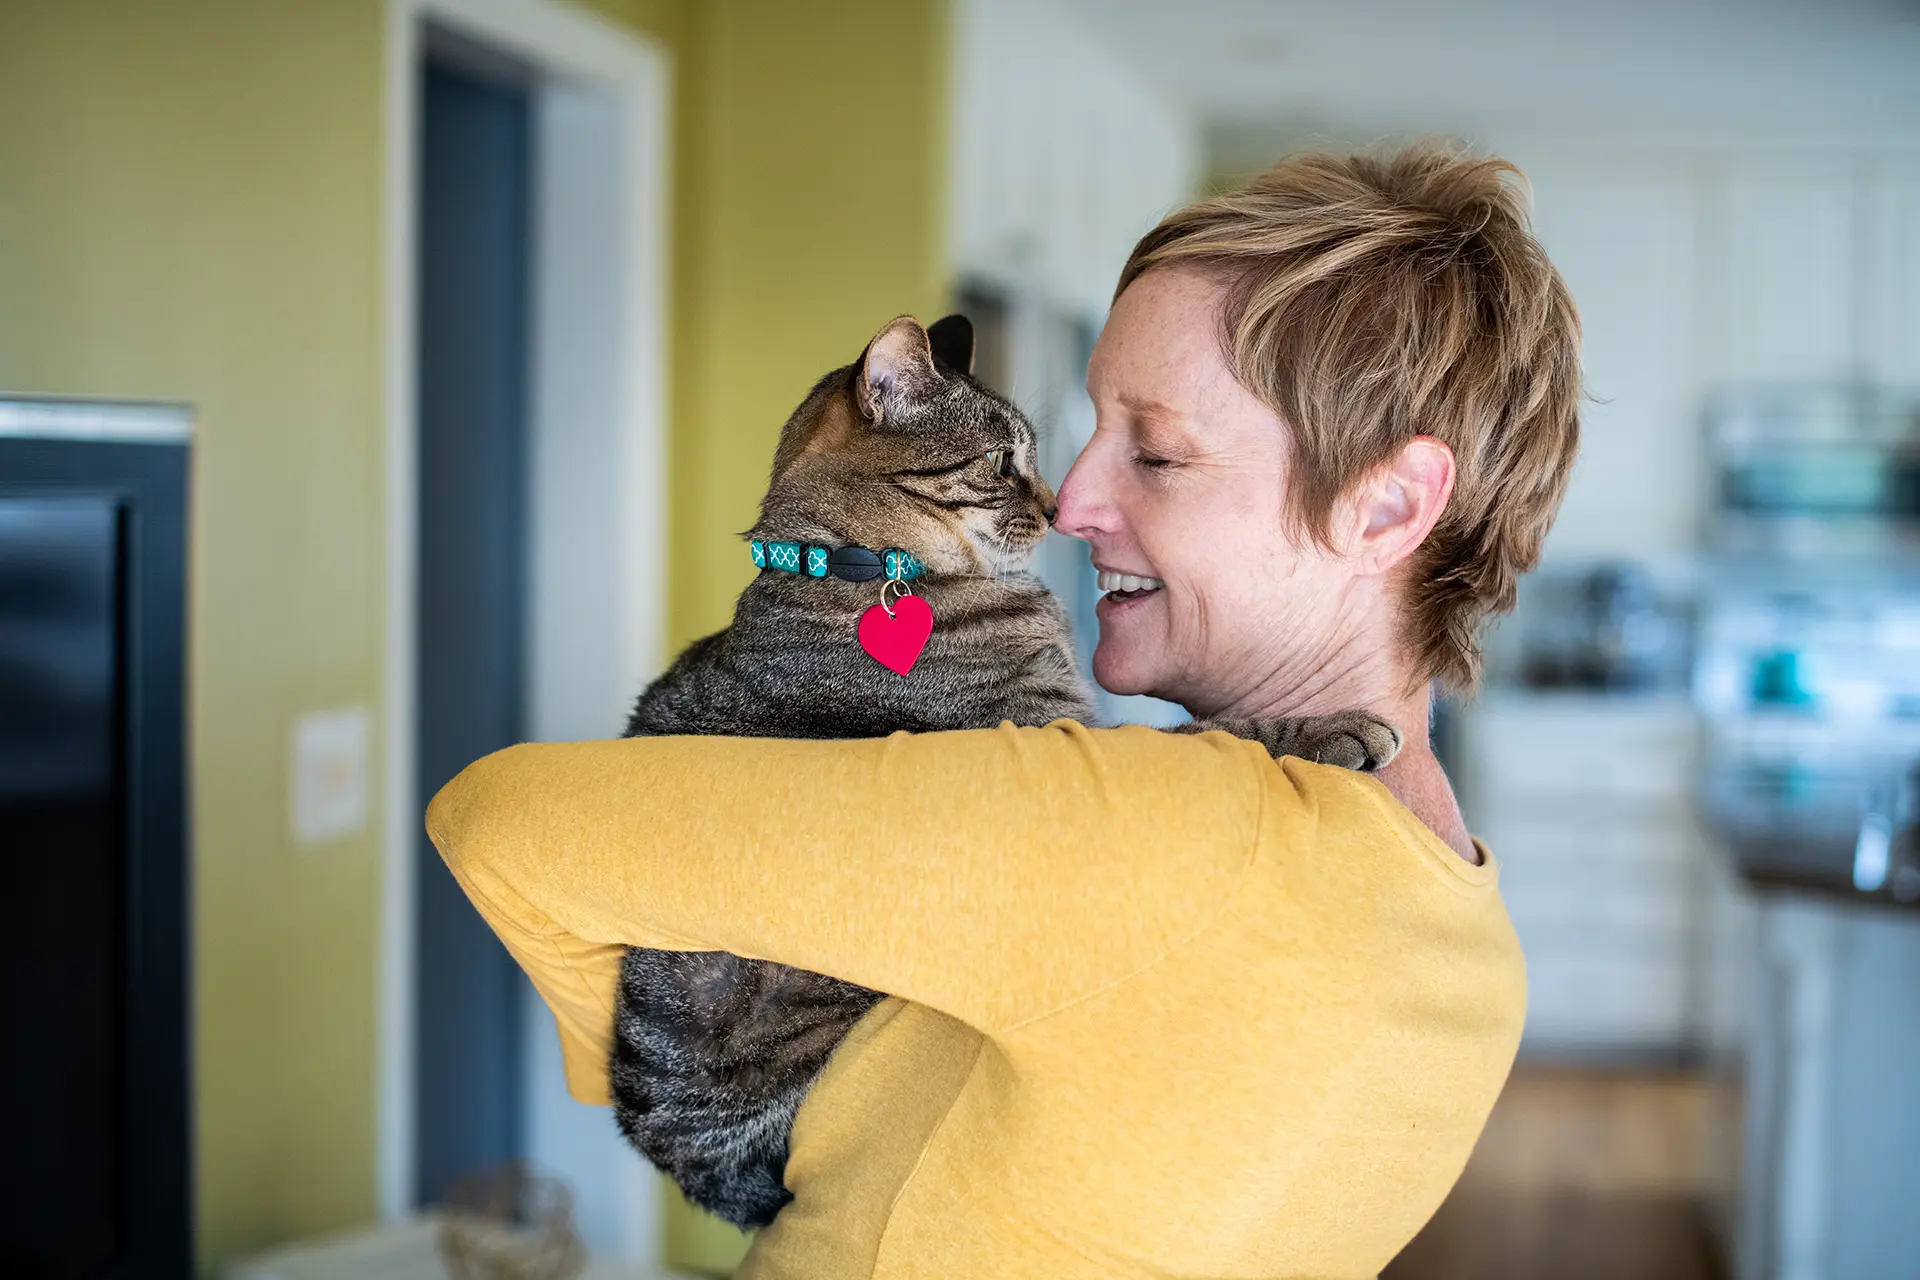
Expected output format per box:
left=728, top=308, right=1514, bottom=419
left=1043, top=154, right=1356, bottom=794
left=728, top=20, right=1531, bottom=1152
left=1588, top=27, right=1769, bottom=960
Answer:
left=1297, top=711, right=1403, bottom=773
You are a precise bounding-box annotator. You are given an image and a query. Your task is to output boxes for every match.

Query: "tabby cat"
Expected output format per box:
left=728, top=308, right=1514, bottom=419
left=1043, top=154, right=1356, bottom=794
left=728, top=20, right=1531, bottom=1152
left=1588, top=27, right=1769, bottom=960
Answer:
left=611, top=314, right=1401, bottom=1229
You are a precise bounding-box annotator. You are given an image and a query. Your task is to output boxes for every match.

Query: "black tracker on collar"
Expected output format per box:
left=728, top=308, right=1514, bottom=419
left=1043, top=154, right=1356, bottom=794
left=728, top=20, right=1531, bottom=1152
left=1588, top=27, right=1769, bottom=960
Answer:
left=825, top=545, right=885, bottom=582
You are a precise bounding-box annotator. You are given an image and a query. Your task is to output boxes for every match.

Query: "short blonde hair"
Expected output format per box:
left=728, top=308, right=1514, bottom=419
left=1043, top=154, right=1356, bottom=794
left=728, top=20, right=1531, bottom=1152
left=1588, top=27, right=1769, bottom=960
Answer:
left=1117, top=143, right=1582, bottom=692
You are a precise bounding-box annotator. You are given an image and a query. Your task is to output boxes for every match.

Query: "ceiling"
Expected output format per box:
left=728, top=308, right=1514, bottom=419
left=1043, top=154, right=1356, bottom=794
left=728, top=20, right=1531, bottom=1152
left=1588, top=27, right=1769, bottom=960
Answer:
left=1064, top=0, right=1920, bottom=149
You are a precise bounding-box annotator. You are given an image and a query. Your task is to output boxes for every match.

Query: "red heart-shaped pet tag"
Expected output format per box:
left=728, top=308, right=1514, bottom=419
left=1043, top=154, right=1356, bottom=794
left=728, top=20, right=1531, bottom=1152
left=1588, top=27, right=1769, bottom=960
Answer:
left=858, top=594, right=934, bottom=675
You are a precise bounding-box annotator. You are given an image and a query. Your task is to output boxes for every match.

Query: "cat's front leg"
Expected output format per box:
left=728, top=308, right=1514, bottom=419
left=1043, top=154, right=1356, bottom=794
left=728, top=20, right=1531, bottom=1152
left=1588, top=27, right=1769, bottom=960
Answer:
left=1173, top=711, right=1403, bottom=773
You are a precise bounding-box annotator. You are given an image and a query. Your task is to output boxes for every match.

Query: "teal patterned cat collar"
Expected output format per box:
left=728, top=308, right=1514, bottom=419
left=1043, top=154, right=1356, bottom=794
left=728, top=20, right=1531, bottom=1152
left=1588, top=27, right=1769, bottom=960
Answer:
left=751, top=540, right=924, bottom=583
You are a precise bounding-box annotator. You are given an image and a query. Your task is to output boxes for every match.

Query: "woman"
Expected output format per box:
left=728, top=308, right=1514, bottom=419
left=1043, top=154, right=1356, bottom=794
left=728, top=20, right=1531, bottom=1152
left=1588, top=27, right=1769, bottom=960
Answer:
left=429, top=145, right=1581, bottom=1278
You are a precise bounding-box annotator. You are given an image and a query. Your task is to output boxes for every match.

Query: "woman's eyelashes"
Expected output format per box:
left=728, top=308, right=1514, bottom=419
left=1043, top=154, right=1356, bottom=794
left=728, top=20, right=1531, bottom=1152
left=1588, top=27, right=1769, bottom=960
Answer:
left=1128, top=426, right=1192, bottom=473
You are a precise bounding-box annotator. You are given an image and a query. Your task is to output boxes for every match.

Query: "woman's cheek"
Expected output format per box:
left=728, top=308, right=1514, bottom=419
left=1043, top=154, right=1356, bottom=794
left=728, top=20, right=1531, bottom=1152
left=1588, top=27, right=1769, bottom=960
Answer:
left=1171, top=581, right=1210, bottom=662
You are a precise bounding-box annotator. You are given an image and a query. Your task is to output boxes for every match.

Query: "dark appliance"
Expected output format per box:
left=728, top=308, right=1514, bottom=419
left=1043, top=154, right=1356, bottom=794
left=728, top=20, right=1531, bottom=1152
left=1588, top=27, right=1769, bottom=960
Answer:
left=0, top=397, right=192, bottom=1278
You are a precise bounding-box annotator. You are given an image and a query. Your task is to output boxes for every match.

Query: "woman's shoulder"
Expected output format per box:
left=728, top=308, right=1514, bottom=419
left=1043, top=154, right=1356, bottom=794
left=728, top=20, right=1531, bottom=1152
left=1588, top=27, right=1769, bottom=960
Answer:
left=1255, top=754, right=1503, bottom=895
left=1238, top=756, right=1526, bottom=1024
left=1039, top=722, right=1497, bottom=889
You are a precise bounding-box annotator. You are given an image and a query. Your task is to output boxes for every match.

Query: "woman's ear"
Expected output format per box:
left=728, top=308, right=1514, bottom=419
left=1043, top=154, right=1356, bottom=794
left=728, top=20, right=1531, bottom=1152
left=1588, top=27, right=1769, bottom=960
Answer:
left=1351, top=436, right=1456, bottom=575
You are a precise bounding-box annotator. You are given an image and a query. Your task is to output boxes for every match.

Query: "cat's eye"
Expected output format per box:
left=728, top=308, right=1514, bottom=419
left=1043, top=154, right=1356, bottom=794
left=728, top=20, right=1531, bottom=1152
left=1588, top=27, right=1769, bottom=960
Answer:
left=985, top=449, right=1014, bottom=478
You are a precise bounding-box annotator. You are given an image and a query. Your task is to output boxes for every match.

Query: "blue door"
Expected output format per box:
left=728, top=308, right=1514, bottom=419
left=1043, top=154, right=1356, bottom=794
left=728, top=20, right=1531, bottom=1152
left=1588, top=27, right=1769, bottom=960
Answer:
left=414, top=53, right=532, bottom=1205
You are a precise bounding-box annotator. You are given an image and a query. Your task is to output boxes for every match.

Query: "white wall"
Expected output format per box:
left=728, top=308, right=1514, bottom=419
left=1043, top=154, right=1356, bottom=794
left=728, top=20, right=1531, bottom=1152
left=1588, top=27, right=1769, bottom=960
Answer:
left=949, top=0, right=1201, bottom=319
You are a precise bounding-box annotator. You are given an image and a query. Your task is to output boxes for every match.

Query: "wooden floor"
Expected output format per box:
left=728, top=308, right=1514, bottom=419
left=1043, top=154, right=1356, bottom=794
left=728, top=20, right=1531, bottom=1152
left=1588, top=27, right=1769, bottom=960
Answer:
left=1383, top=1067, right=1726, bottom=1280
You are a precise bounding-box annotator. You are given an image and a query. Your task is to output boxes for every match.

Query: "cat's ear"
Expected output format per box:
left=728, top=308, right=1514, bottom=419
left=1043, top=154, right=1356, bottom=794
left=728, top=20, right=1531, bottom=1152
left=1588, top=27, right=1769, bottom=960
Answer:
left=926, top=314, right=975, bottom=376
left=855, top=316, right=940, bottom=426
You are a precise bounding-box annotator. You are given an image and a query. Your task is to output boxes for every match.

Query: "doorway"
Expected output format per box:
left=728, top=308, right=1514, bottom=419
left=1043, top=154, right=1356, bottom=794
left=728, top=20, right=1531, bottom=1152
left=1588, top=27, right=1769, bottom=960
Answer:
left=412, top=44, right=535, bottom=1206
left=381, top=0, right=669, bottom=1257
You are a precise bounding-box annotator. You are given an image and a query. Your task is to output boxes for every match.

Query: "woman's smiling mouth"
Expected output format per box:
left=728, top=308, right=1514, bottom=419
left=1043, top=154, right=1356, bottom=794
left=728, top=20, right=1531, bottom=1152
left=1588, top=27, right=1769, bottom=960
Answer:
left=1095, top=568, right=1164, bottom=606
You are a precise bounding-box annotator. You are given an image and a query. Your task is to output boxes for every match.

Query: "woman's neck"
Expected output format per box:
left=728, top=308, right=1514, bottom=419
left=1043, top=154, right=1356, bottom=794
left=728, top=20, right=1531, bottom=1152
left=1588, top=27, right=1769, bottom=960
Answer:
left=1211, top=617, right=1423, bottom=724
left=1374, top=737, right=1477, bottom=864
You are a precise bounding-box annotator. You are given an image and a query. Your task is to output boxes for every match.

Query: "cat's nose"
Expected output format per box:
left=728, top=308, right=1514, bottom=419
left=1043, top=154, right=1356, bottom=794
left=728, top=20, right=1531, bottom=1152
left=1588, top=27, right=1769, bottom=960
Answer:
left=1031, top=478, right=1061, bottom=526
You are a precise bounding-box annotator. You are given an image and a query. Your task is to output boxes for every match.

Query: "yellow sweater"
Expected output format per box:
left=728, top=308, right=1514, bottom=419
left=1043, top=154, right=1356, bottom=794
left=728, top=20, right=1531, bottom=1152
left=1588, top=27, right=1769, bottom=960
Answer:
left=427, top=722, right=1525, bottom=1279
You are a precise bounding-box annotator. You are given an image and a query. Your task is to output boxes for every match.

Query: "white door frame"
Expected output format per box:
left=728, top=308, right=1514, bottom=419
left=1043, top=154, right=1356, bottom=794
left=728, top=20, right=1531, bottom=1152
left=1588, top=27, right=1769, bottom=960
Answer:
left=380, top=0, right=670, bottom=1227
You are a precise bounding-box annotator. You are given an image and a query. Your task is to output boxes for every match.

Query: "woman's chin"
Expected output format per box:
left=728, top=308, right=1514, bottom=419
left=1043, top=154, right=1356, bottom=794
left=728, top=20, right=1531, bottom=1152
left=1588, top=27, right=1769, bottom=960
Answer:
left=1090, top=640, right=1159, bottom=700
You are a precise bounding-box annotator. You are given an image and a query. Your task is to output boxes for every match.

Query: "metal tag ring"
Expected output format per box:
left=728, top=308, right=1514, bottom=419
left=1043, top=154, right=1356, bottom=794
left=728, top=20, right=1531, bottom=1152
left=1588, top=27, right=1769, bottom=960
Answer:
left=878, top=576, right=913, bottom=618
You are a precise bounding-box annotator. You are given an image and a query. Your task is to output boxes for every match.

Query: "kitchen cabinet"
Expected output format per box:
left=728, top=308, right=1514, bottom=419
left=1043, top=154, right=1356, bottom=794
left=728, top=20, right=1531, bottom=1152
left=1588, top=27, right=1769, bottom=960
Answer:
left=1861, top=161, right=1920, bottom=386
left=949, top=0, right=1200, bottom=317
left=1701, top=153, right=1920, bottom=391
left=1456, top=693, right=1708, bottom=1058
left=1705, top=158, right=1861, bottom=385
left=1732, top=896, right=1920, bottom=1280
left=1526, top=159, right=1704, bottom=560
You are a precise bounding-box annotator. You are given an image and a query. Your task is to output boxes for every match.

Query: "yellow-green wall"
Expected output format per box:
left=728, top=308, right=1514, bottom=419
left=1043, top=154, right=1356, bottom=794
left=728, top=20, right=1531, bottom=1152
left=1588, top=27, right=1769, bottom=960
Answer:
left=0, top=1, right=387, bottom=1269
left=0, top=0, right=946, bottom=1274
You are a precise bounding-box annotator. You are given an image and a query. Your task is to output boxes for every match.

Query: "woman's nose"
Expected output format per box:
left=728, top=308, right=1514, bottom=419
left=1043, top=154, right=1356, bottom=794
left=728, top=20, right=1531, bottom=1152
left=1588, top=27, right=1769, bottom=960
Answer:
left=1051, top=459, right=1106, bottom=542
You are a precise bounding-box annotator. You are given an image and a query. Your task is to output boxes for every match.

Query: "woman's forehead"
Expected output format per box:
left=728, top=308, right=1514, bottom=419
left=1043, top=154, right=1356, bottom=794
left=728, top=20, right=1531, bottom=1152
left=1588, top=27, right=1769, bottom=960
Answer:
left=1090, top=268, right=1235, bottom=403
left=1091, top=277, right=1286, bottom=454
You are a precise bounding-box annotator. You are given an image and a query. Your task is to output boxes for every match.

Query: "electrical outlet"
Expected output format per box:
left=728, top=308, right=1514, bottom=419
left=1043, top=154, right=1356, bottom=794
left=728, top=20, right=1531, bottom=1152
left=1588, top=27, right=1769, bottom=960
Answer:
left=291, top=705, right=370, bottom=847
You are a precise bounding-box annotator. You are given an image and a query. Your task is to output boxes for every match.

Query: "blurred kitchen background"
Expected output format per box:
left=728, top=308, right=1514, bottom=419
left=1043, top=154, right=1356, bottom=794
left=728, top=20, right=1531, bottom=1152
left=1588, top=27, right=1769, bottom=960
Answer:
left=3, top=1, right=1918, bottom=1278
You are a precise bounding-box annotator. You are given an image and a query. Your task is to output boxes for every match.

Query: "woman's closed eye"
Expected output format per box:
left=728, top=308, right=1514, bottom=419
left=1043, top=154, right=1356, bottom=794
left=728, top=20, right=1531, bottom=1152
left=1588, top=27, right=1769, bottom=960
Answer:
left=1131, top=452, right=1175, bottom=471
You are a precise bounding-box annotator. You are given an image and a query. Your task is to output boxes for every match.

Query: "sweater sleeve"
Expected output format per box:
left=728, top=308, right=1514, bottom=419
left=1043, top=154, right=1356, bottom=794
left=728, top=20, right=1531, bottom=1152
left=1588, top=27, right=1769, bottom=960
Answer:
left=425, top=720, right=1273, bottom=1102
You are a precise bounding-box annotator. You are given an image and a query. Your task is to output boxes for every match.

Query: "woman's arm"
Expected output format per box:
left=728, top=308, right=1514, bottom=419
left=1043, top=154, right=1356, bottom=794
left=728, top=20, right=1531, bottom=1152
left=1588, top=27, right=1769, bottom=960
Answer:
left=427, top=722, right=1272, bottom=1052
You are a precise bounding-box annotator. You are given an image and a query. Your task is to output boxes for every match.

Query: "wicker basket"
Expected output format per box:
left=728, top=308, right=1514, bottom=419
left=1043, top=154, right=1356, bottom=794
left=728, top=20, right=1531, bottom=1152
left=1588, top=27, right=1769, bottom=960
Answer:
left=435, top=1161, right=586, bottom=1280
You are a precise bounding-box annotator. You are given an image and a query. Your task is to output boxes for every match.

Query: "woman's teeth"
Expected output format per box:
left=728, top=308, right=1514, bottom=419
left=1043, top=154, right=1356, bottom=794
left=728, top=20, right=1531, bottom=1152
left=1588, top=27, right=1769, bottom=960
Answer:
left=1097, top=570, right=1163, bottom=594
